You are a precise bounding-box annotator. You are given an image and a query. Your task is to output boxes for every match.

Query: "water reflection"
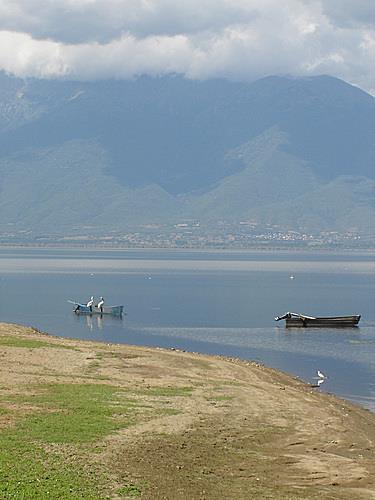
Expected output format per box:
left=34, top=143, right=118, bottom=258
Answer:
left=73, top=313, right=123, bottom=331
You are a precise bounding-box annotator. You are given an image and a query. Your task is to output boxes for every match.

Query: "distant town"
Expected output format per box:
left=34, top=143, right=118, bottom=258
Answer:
left=0, top=220, right=372, bottom=250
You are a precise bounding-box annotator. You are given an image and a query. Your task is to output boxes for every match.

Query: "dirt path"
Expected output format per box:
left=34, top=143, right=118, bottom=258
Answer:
left=1, top=322, right=375, bottom=499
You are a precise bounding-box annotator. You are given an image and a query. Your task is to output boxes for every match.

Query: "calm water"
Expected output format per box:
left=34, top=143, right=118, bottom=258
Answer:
left=1, top=247, right=375, bottom=410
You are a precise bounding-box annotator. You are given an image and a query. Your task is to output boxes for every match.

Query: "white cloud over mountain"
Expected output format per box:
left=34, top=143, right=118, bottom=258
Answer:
left=0, top=0, right=374, bottom=92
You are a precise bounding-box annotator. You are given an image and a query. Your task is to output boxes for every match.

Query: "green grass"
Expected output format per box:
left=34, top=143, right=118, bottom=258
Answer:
left=209, top=395, right=234, bottom=401
left=117, top=484, right=142, bottom=497
left=12, top=384, right=137, bottom=444
left=0, top=438, right=103, bottom=498
left=0, top=406, right=10, bottom=416
left=0, top=336, right=76, bottom=350
left=0, top=383, right=144, bottom=498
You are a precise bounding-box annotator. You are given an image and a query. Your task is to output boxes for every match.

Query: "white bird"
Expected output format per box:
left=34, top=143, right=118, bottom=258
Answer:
left=97, top=297, right=104, bottom=310
left=310, top=369, right=328, bottom=388
left=86, top=296, right=94, bottom=308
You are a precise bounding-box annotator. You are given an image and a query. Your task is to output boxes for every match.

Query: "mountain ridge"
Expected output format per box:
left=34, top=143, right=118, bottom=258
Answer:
left=0, top=72, right=374, bottom=237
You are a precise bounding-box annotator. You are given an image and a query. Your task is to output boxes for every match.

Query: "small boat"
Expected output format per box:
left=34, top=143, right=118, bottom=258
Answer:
left=68, top=300, right=124, bottom=317
left=275, top=312, right=360, bottom=327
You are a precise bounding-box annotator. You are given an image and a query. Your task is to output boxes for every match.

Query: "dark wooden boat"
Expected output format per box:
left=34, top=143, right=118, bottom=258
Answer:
left=275, top=312, right=361, bottom=328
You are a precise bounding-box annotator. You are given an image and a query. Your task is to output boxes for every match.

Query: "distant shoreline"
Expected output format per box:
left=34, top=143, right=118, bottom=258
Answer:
left=1, top=243, right=375, bottom=255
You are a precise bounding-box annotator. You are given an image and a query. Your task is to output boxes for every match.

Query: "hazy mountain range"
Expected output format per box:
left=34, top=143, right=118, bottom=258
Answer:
left=0, top=72, right=374, bottom=236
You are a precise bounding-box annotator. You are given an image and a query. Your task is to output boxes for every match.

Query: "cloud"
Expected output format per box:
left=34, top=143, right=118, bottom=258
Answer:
left=0, top=0, right=374, bottom=93
left=311, top=0, right=375, bottom=28
left=0, top=0, right=260, bottom=43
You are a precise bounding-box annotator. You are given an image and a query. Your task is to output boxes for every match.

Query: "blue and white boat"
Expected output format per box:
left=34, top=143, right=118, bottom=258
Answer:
left=68, top=300, right=124, bottom=317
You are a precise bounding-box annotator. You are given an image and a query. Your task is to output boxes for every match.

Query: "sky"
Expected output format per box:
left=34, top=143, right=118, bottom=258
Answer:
left=0, top=0, right=374, bottom=92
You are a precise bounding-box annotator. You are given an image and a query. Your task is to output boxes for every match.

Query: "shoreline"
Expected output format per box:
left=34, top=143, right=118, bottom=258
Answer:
left=1, top=243, right=375, bottom=255
left=1, top=322, right=375, bottom=498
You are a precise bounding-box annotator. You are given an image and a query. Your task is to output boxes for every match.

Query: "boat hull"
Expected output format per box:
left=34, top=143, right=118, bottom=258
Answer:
left=74, top=305, right=124, bottom=317
left=285, top=315, right=360, bottom=328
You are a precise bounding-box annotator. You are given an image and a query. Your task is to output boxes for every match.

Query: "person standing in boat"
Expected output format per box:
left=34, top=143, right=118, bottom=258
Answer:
left=97, top=297, right=104, bottom=313
left=86, top=296, right=94, bottom=312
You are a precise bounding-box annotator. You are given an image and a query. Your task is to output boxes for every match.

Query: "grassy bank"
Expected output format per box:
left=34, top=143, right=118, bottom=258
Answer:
left=0, top=322, right=375, bottom=499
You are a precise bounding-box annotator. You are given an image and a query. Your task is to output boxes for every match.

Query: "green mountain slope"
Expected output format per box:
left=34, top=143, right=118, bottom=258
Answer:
left=0, top=73, right=374, bottom=236
left=0, top=140, right=179, bottom=232
left=184, top=127, right=320, bottom=220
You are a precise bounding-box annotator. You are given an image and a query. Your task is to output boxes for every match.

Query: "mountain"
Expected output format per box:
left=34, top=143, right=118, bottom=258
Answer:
left=0, top=72, right=374, bottom=237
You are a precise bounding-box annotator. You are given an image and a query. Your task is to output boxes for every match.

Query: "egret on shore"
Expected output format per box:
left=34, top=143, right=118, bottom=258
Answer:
left=311, top=369, right=328, bottom=388
left=317, top=370, right=327, bottom=380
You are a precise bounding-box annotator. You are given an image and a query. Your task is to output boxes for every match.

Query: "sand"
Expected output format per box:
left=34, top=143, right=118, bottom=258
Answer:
left=0, top=322, right=375, bottom=499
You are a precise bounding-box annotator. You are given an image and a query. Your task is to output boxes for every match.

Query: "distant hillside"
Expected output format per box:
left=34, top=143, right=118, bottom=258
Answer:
left=0, top=72, right=374, bottom=235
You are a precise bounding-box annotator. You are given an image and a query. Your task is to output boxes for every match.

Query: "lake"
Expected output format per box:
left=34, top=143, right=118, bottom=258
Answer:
left=1, top=247, right=375, bottom=411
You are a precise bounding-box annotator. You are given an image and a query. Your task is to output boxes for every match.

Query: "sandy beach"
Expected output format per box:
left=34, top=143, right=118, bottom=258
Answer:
left=0, top=322, right=375, bottom=499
